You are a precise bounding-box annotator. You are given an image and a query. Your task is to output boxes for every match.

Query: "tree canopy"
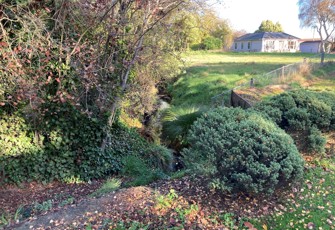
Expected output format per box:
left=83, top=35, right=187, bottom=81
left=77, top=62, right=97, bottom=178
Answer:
left=255, top=20, right=284, bottom=32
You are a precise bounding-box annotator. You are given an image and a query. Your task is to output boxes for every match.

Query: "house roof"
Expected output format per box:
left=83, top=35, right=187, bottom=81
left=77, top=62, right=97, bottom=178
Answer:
left=235, top=32, right=300, bottom=41
left=300, top=39, right=322, bottom=44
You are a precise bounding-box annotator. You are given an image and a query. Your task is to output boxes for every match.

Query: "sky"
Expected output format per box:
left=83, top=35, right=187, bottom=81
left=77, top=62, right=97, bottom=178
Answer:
left=213, top=0, right=318, bottom=39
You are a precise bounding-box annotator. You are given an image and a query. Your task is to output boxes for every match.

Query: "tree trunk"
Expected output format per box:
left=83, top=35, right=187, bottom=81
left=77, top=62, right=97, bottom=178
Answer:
left=321, top=51, right=325, bottom=65
left=320, top=41, right=325, bottom=65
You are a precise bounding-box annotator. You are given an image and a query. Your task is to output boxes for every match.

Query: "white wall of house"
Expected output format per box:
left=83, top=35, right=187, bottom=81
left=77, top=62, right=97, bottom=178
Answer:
left=262, top=39, right=299, bottom=52
left=300, top=42, right=321, bottom=53
left=233, top=39, right=299, bottom=52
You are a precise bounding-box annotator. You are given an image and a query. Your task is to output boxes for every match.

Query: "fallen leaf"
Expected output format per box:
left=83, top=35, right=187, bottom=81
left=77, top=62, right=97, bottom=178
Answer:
left=307, top=182, right=312, bottom=190
left=307, top=222, right=315, bottom=229
left=244, top=221, right=254, bottom=229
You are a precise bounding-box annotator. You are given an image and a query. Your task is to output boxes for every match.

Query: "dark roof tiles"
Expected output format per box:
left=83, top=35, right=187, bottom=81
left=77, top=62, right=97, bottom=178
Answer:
left=235, top=32, right=300, bottom=41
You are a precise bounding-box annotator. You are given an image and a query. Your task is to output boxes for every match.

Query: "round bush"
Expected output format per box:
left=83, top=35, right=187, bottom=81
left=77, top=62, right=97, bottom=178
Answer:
left=254, top=90, right=332, bottom=130
left=182, top=108, right=304, bottom=195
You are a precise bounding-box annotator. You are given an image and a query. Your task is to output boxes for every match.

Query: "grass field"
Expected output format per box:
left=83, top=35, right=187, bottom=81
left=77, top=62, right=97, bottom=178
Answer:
left=170, top=51, right=335, bottom=108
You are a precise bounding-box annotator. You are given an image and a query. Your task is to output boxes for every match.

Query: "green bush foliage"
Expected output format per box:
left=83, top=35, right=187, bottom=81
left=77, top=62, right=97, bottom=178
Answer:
left=253, top=90, right=334, bottom=154
left=307, top=127, right=326, bottom=155
left=285, top=108, right=310, bottom=130
left=202, top=37, right=222, bottom=50
left=190, top=36, right=222, bottom=50
left=309, top=91, right=335, bottom=129
left=183, top=108, right=304, bottom=195
left=254, top=90, right=333, bottom=130
left=0, top=113, right=41, bottom=157
left=0, top=103, right=172, bottom=184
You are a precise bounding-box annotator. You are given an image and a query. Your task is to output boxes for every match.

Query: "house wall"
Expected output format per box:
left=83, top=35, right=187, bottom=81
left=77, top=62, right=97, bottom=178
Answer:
left=233, top=39, right=299, bottom=52
left=232, top=41, right=262, bottom=52
left=300, top=42, right=320, bottom=53
left=262, top=39, right=299, bottom=52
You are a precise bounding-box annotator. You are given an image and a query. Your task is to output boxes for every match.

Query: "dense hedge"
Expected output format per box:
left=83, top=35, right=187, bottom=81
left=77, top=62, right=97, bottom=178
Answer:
left=183, top=108, right=304, bottom=195
left=253, top=90, right=335, bottom=154
left=0, top=103, right=172, bottom=184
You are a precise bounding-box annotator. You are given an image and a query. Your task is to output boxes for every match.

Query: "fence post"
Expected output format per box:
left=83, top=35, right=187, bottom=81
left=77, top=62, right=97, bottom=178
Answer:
left=250, top=78, right=254, bottom=87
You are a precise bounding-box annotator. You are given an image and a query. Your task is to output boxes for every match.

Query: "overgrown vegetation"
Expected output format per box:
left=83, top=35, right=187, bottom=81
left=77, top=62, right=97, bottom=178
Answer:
left=2, top=7, right=335, bottom=226
left=0, top=104, right=173, bottom=184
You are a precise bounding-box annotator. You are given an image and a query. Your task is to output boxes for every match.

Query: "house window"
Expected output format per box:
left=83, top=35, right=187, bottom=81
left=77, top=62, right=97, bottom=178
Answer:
left=288, top=41, right=296, bottom=50
left=265, top=40, right=275, bottom=50
left=235, top=43, right=237, bottom=49
left=241, top=43, right=244, bottom=49
left=248, top=42, right=251, bottom=49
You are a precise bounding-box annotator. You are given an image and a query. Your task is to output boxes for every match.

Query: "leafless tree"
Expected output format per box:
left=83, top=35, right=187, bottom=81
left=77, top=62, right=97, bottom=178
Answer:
left=299, top=0, right=335, bottom=63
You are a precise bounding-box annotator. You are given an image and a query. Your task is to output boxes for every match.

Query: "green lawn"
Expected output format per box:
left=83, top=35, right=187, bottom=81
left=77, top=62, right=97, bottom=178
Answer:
left=170, top=51, right=335, bottom=108
left=182, top=51, right=318, bottom=66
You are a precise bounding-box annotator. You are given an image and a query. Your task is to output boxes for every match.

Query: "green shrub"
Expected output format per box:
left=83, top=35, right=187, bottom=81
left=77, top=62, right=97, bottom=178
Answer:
left=308, top=91, right=335, bottom=129
left=202, top=36, right=222, bottom=50
left=284, top=108, right=310, bottom=130
left=254, top=90, right=333, bottom=130
left=0, top=113, right=40, bottom=157
left=77, top=147, right=121, bottom=181
left=183, top=108, right=304, bottom=195
left=307, top=127, right=326, bottom=155
left=190, top=37, right=222, bottom=50
left=252, top=103, right=282, bottom=124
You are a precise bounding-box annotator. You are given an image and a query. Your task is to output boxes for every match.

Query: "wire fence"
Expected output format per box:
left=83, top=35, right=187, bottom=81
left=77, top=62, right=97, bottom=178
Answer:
left=211, top=54, right=335, bottom=108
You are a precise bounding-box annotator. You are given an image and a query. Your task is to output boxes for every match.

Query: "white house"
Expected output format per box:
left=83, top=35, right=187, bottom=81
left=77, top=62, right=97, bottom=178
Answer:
left=300, top=40, right=322, bottom=53
left=232, top=32, right=300, bottom=52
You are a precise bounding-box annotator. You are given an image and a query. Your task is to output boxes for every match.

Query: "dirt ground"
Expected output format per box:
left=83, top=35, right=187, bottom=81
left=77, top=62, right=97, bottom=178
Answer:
left=1, top=175, right=295, bottom=230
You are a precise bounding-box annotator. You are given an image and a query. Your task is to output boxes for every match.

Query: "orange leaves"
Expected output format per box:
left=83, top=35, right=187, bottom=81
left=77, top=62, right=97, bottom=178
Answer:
left=0, top=41, right=8, bottom=47
left=244, top=221, right=257, bottom=230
